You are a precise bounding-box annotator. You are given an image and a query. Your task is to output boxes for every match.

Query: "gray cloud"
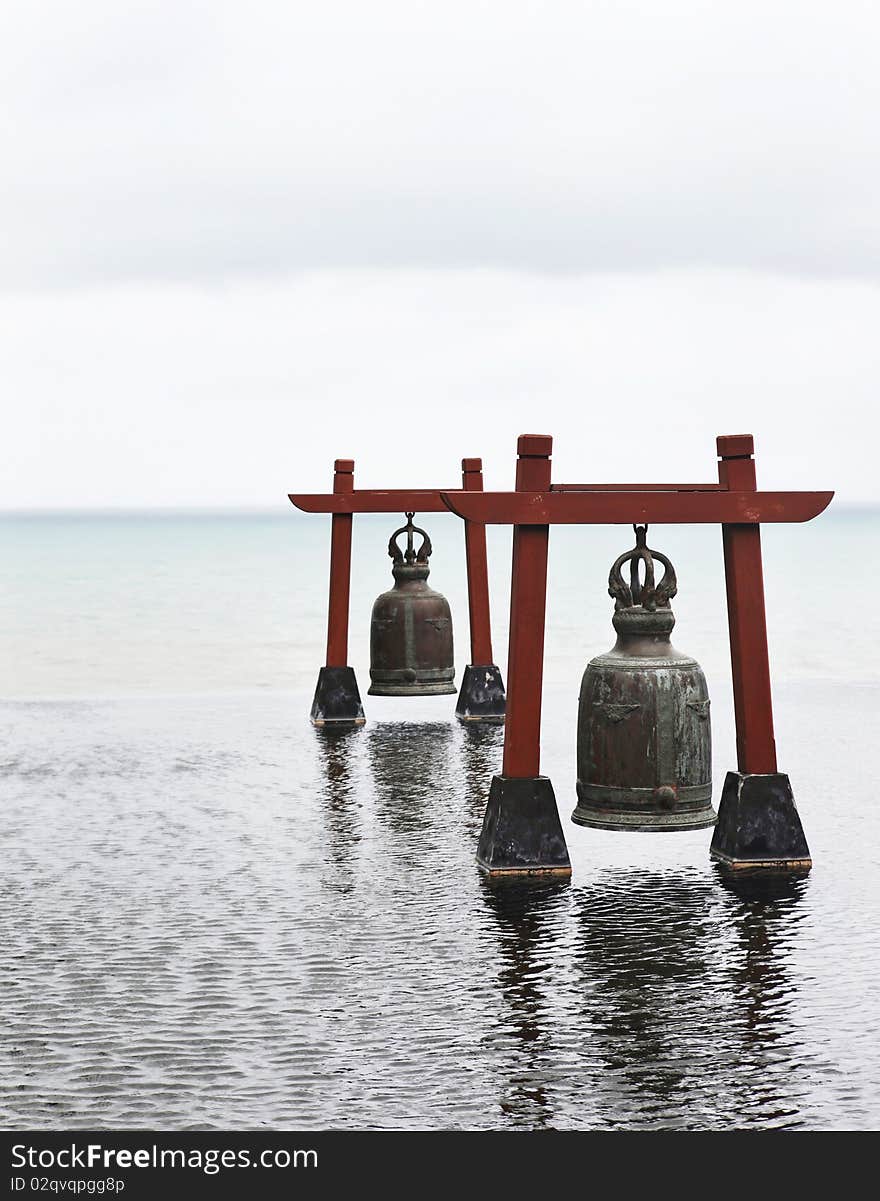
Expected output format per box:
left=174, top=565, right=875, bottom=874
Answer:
left=2, top=269, right=872, bottom=505
left=3, top=0, right=880, bottom=286
left=3, top=2, right=874, bottom=510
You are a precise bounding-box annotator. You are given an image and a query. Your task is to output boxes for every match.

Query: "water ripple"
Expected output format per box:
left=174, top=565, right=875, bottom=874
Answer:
left=0, top=693, right=877, bottom=1129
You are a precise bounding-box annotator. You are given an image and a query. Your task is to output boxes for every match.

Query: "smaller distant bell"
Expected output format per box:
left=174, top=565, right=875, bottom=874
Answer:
left=368, top=513, right=456, bottom=697
left=573, top=525, right=716, bottom=832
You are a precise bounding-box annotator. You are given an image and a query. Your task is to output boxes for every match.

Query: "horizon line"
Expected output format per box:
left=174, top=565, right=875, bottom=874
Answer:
left=0, top=500, right=876, bottom=517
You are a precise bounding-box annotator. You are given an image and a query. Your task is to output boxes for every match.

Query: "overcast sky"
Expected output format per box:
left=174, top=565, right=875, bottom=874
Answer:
left=3, top=0, right=877, bottom=506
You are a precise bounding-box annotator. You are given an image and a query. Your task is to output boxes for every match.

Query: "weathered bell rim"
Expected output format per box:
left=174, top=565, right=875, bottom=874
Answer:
left=571, top=807, right=718, bottom=832
left=573, top=781, right=717, bottom=832
left=368, top=664, right=457, bottom=696
left=368, top=681, right=458, bottom=696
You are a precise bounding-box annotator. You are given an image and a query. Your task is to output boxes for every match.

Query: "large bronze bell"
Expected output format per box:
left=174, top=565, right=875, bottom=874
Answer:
left=573, top=525, right=716, bottom=832
left=368, top=513, right=456, bottom=697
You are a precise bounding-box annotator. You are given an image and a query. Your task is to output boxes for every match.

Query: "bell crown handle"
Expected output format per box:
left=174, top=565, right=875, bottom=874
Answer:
left=388, top=512, right=433, bottom=565
left=608, top=524, right=677, bottom=611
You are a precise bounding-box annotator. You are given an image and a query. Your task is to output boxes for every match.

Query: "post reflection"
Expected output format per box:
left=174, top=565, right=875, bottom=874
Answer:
left=479, top=877, right=570, bottom=1128
left=313, top=728, right=362, bottom=893
left=712, top=869, right=810, bottom=1126
left=456, top=723, right=505, bottom=840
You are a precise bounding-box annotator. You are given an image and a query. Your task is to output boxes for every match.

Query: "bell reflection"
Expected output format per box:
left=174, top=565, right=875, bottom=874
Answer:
left=480, top=878, right=570, bottom=1128
left=570, top=871, right=726, bottom=1123
left=366, top=722, right=454, bottom=837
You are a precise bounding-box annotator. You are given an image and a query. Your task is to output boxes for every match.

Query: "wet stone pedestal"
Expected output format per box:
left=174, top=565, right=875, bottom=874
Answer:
left=711, top=771, right=811, bottom=872
left=455, top=664, right=506, bottom=725
left=476, top=775, right=572, bottom=877
left=310, top=666, right=365, bottom=728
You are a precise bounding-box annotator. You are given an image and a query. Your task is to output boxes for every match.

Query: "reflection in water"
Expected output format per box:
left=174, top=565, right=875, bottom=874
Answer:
left=571, top=870, right=723, bottom=1127
left=714, top=869, right=810, bottom=1127
left=457, top=723, right=504, bottom=840
left=312, top=723, right=814, bottom=1129
left=366, top=722, right=454, bottom=837
left=3, top=514, right=878, bottom=1130
left=568, top=868, right=808, bottom=1128
left=313, top=728, right=363, bottom=893
left=480, top=878, right=570, bottom=1128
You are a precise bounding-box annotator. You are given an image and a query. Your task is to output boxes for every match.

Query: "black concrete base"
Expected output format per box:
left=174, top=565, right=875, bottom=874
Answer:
left=310, top=666, right=365, bottom=729
left=476, top=774, right=571, bottom=877
left=710, top=771, right=811, bottom=872
left=455, top=664, right=506, bottom=724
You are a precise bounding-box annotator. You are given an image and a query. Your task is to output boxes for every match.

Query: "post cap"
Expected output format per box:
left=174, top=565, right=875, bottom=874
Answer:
left=461, top=457, right=483, bottom=472
left=517, top=434, right=553, bottom=457
left=333, top=459, right=355, bottom=473
left=716, top=435, right=754, bottom=459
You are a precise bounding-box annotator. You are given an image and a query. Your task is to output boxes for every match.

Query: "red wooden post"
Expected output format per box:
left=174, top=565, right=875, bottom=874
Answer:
left=309, top=458, right=364, bottom=727
left=455, top=459, right=507, bottom=724
left=717, top=435, right=777, bottom=774
left=712, top=433, right=811, bottom=871
left=326, top=459, right=354, bottom=668
left=502, top=436, right=553, bottom=778
left=461, top=458, right=494, bottom=666
left=475, top=434, right=568, bottom=874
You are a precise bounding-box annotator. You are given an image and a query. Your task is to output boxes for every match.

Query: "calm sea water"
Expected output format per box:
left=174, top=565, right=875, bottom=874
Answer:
left=1, top=510, right=878, bottom=1130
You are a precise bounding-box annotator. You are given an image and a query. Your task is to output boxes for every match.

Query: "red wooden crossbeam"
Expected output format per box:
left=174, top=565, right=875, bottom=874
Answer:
left=551, top=482, right=723, bottom=492
left=440, top=489, right=832, bottom=525
left=290, top=489, right=465, bottom=514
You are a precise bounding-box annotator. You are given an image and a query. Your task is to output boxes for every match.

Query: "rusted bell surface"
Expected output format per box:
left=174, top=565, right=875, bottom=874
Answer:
left=573, top=525, right=716, bottom=832
left=368, top=513, right=456, bottom=697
